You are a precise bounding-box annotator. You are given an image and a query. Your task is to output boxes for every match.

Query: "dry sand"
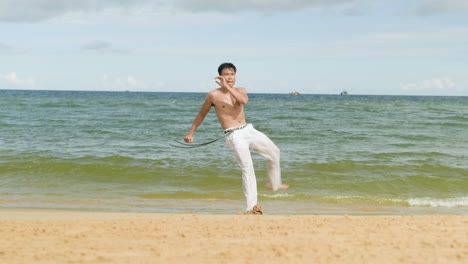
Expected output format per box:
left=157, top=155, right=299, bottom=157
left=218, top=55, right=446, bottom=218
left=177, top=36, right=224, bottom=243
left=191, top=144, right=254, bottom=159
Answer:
left=0, top=209, right=467, bottom=264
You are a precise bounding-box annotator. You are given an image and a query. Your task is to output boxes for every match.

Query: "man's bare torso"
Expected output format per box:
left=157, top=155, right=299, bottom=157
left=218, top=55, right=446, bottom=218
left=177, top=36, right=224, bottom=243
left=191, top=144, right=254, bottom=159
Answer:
left=209, top=88, right=246, bottom=130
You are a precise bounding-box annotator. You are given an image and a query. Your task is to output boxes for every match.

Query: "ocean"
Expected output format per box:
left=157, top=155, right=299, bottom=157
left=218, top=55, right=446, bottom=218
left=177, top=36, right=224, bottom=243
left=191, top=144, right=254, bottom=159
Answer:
left=1, top=90, right=467, bottom=214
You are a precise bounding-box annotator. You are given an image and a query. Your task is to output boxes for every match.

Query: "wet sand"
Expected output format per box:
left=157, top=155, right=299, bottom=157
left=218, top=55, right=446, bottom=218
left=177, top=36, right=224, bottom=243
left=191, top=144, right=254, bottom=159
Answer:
left=0, top=209, right=466, bottom=263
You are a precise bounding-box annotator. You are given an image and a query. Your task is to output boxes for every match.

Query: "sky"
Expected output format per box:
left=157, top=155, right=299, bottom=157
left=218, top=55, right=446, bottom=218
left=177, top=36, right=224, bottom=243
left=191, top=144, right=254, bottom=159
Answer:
left=1, top=0, right=467, bottom=95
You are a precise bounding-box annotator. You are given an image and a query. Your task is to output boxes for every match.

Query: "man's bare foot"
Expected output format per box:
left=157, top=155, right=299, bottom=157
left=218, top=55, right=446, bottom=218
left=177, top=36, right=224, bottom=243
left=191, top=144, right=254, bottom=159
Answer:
left=266, top=183, right=290, bottom=191
left=243, top=204, right=263, bottom=215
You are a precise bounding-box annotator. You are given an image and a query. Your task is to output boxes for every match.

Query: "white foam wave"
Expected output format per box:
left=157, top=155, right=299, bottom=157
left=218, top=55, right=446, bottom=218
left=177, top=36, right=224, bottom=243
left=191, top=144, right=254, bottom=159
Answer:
left=406, top=197, right=468, bottom=207
left=260, top=193, right=294, bottom=198
left=328, top=196, right=468, bottom=208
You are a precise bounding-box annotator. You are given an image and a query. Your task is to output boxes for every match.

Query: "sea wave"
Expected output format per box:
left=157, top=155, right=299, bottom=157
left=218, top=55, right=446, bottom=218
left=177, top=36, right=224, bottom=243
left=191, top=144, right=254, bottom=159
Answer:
left=2, top=91, right=468, bottom=214
left=260, top=193, right=295, bottom=199
left=405, top=197, right=468, bottom=207
left=325, top=195, right=468, bottom=208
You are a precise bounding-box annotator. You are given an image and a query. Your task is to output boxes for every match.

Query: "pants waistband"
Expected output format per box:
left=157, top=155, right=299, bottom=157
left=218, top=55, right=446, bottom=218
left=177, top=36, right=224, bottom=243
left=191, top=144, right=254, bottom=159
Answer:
left=224, top=123, right=248, bottom=134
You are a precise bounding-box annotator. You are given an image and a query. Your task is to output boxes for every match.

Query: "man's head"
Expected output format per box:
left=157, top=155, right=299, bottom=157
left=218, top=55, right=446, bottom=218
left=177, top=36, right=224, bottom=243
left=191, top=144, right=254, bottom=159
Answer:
left=218, top=62, right=237, bottom=87
left=218, top=62, right=236, bottom=75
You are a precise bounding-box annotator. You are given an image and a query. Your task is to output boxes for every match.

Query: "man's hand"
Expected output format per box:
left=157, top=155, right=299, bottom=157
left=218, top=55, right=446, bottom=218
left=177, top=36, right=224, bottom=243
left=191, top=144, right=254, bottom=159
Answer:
left=214, top=76, right=232, bottom=90
left=184, top=134, right=193, bottom=143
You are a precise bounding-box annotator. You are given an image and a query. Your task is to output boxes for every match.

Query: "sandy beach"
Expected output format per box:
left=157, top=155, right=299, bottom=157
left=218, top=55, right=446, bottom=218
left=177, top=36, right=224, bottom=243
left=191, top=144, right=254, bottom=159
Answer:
left=0, top=209, right=466, bottom=264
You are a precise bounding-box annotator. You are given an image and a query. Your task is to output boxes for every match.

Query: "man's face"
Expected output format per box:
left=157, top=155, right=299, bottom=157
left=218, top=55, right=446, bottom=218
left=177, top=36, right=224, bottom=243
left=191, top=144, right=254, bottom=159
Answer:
left=221, top=68, right=236, bottom=87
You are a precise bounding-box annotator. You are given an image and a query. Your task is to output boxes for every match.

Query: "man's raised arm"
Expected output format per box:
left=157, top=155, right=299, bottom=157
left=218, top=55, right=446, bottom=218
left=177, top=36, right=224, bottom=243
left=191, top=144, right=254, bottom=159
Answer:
left=215, top=76, right=249, bottom=105
left=227, top=87, right=248, bottom=105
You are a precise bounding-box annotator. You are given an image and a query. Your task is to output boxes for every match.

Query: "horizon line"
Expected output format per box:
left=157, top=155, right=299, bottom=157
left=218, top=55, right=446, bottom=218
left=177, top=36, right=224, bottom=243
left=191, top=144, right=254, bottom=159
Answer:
left=0, top=88, right=467, bottom=97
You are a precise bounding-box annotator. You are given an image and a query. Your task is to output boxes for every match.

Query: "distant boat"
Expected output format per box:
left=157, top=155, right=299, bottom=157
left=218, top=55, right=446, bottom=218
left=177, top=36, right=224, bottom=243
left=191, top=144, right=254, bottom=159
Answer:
left=340, top=91, right=348, bottom=96
left=289, top=91, right=301, bottom=96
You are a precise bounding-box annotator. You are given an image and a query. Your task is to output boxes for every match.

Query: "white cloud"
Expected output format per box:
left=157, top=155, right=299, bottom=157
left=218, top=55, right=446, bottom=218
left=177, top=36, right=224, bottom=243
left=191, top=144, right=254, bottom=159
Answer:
left=0, top=0, right=151, bottom=22
left=416, top=0, right=468, bottom=15
left=0, top=72, right=35, bottom=86
left=2, top=0, right=467, bottom=23
left=399, top=78, right=461, bottom=95
left=101, top=74, right=146, bottom=91
left=172, top=0, right=365, bottom=13
left=0, top=42, right=30, bottom=55
left=81, top=40, right=129, bottom=54
left=0, top=42, right=12, bottom=50
left=0, top=0, right=79, bottom=22
left=0, top=0, right=369, bottom=22
left=82, top=41, right=112, bottom=51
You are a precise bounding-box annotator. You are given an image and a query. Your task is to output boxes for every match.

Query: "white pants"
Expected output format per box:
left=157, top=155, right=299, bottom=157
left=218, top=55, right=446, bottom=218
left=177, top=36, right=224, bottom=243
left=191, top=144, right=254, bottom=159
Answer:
left=225, top=124, right=282, bottom=211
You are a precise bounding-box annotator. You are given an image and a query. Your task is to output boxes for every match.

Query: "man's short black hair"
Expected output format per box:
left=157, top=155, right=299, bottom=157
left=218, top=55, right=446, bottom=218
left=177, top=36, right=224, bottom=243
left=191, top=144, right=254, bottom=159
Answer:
left=218, top=62, right=236, bottom=75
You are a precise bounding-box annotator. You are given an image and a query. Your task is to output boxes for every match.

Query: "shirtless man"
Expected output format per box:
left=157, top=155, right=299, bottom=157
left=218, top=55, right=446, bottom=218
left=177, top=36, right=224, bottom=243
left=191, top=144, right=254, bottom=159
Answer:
left=184, top=62, right=289, bottom=214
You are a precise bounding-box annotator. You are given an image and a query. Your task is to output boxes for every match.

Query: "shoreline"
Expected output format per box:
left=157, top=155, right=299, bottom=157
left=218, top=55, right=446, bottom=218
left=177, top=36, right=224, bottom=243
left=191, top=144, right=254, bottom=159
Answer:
left=0, top=209, right=466, bottom=263
left=2, top=197, right=467, bottom=215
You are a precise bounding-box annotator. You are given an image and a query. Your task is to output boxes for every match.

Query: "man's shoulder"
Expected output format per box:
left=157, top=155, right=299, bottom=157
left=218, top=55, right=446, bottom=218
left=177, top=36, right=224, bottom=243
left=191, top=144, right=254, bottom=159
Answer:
left=207, top=89, right=220, bottom=98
